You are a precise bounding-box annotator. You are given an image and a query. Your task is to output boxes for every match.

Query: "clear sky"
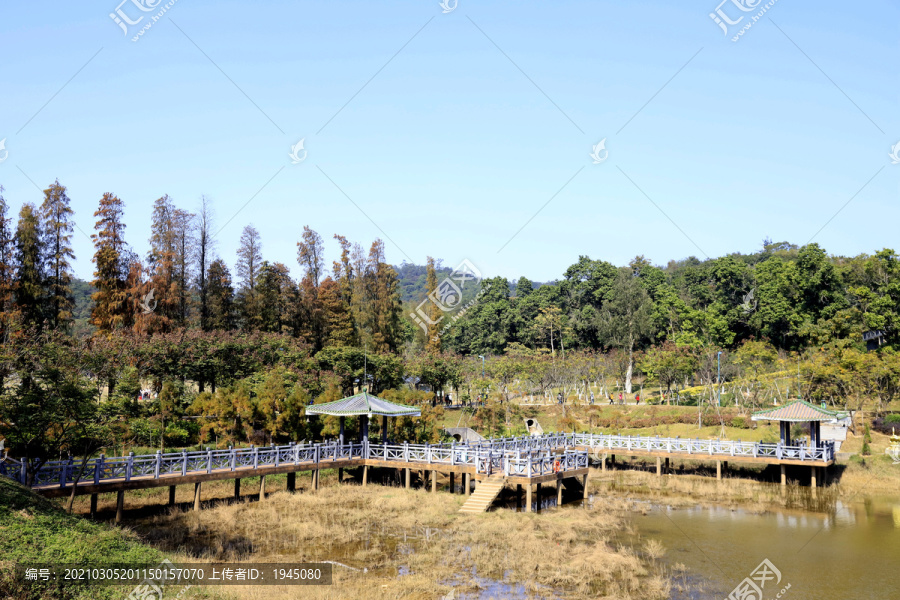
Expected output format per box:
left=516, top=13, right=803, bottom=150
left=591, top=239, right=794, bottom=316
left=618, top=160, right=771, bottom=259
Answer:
left=0, top=0, right=897, bottom=283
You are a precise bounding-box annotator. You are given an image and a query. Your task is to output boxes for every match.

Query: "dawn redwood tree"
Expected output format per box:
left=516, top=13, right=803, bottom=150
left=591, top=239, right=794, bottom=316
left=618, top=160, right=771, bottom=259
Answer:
left=39, top=179, right=76, bottom=331
left=236, top=224, right=263, bottom=329
left=206, top=258, right=235, bottom=330
left=90, top=192, right=131, bottom=333
left=424, top=256, right=442, bottom=354
left=195, top=195, right=215, bottom=330
left=14, top=204, right=44, bottom=331
left=0, top=187, right=16, bottom=342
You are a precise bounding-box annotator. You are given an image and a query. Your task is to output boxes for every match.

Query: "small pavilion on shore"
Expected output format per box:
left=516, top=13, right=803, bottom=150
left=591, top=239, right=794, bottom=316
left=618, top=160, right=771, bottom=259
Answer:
left=305, top=391, right=421, bottom=443
left=751, top=399, right=846, bottom=447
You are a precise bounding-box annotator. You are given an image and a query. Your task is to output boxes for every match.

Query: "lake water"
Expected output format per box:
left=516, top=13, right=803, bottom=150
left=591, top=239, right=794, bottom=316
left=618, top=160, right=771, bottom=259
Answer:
left=632, top=494, right=900, bottom=600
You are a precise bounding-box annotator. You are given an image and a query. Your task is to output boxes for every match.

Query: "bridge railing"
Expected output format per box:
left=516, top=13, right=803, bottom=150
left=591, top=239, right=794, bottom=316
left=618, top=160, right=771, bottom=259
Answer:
left=8, top=432, right=835, bottom=490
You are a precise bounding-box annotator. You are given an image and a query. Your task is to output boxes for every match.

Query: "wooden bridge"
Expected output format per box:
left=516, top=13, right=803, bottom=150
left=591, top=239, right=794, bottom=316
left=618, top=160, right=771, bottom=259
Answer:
left=0, top=433, right=835, bottom=521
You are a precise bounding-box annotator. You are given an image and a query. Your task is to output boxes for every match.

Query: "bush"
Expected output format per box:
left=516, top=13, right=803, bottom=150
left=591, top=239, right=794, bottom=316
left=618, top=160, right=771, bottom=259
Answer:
left=861, top=440, right=871, bottom=456
left=885, top=414, right=900, bottom=424
left=163, top=424, right=191, bottom=447
left=730, top=416, right=747, bottom=429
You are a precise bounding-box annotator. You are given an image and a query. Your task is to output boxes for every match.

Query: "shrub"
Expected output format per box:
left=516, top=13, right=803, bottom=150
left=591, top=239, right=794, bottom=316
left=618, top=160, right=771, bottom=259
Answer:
left=885, top=414, right=900, bottom=424
left=730, top=417, right=747, bottom=429
left=861, top=440, right=871, bottom=457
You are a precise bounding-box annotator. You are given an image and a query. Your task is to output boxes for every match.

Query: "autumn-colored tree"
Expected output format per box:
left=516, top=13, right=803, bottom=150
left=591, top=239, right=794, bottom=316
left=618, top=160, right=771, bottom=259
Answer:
left=39, top=179, right=76, bottom=330
left=319, top=276, right=355, bottom=347
left=14, top=204, right=44, bottom=330
left=368, top=240, right=403, bottom=353
left=146, top=195, right=179, bottom=331
left=257, top=261, right=297, bottom=334
left=90, top=192, right=131, bottom=333
left=236, top=224, right=263, bottom=329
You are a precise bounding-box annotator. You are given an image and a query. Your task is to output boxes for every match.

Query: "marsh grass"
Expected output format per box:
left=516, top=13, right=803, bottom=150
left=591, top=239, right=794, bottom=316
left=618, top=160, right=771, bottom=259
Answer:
left=112, top=476, right=670, bottom=600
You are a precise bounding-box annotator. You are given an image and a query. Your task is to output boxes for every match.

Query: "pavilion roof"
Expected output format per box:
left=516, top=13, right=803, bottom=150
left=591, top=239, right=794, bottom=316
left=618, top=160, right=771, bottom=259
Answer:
left=751, top=399, right=846, bottom=423
left=305, top=391, right=421, bottom=418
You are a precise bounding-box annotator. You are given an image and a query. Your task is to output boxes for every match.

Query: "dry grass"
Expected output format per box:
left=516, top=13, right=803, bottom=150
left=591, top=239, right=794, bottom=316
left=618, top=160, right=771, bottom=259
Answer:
left=104, top=477, right=670, bottom=600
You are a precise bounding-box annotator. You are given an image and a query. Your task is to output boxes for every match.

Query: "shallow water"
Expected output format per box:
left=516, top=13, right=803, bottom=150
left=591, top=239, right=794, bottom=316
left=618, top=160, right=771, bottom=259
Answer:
left=632, top=494, right=900, bottom=600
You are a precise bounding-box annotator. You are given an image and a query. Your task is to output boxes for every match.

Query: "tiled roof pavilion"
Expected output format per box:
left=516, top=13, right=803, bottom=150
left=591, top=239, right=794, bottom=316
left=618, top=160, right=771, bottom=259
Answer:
left=751, top=399, right=847, bottom=447
left=305, top=391, right=420, bottom=417
left=751, top=399, right=846, bottom=423
left=305, top=391, right=420, bottom=443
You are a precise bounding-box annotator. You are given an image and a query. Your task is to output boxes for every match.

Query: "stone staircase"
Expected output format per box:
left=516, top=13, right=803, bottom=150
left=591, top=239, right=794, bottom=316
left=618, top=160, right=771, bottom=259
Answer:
left=459, top=474, right=506, bottom=514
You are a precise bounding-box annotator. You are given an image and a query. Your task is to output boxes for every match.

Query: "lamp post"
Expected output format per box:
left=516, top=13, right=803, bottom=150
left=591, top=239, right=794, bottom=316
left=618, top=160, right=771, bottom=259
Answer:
left=716, top=351, right=722, bottom=407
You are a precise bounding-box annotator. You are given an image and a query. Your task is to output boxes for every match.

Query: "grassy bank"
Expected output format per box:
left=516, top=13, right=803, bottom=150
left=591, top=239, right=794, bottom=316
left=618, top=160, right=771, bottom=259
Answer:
left=117, top=480, right=671, bottom=600
left=0, top=476, right=218, bottom=600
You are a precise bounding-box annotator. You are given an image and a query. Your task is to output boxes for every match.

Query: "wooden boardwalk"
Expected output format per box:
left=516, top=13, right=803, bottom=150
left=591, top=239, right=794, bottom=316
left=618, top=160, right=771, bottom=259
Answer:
left=1, top=433, right=834, bottom=520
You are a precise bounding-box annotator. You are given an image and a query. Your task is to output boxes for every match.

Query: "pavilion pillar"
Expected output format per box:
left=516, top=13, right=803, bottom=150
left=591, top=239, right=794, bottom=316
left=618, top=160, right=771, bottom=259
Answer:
left=193, top=482, right=202, bottom=511
left=431, top=470, right=438, bottom=493
left=405, top=468, right=411, bottom=489
left=90, top=493, right=98, bottom=518
left=362, top=465, right=368, bottom=487
left=382, top=415, right=388, bottom=443
left=780, top=465, right=786, bottom=487
left=362, top=415, right=370, bottom=442
left=287, top=472, right=296, bottom=492
left=656, top=457, right=661, bottom=476
left=339, top=417, right=345, bottom=445
left=115, top=491, right=125, bottom=524
left=234, top=478, right=240, bottom=499
left=526, top=484, right=533, bottom=513
left=811, top=421, right=820, bottom=447
left=464, top=473, right=471, bottom=496
left=259, top=475, right=266, bottom=500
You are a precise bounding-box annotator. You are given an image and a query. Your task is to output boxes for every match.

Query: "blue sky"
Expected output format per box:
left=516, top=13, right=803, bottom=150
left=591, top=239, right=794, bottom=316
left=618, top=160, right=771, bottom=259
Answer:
left=0, top=0, right=897, bottom=283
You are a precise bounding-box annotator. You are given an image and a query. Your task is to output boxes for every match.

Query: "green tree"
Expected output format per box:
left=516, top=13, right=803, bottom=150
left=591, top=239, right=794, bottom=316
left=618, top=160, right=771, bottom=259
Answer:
left=39, top=180, right=76, bottom=330
left=14, top=204, right=44, bottom=330
left=597, top=269, right=654, bottom=394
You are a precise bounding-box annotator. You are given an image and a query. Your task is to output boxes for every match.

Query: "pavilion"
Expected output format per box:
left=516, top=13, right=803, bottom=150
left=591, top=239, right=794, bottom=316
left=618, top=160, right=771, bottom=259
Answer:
left=751, top=399, right=847, bottom=447
left=305, top=391, right=421, bottom=444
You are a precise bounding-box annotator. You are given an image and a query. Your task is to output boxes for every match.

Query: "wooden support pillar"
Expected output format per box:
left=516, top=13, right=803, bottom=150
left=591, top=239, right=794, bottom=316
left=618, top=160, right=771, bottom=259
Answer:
left=338, top=468, right=343, bottom=484
left=526, top=483, right=533, bottom=513
left=656, top=457, right=662, bottom=476
left=115, top=490, right=124, bottom=524
left=536, top=483, right=542, bottom=510
left=362, top=465, right=368, bottom=487
left=556, top=479, right=563, bottom=505
left=464, top=473, right=471, bottom=496
left=582, top=475, right=588, bottom=499
left=431, top=470, right=437, bottom=493
left=313, top=469, right=319, bottom=491
left=89, top=494, right=98, bottom=518
left=234, top=478, right=240, bottom=499
left=193, top=482, right=202, bottom=511
left=601, top=455, right=606, bottom=473
left=405, top=468, right=411, bottom=489
left=449, top=472, right=455, bottom=493
left=821, top=466, right=828, bottom=486
left=287, top=472, right=296, bottom=492
left=810, top=466, right=817, bottom=488
left=259, top=475, right=266, bottom=500
left=716, top=461, right=722, bottom=481
left=665, top=457, right=670, bottom=474
left=723, top=461, right=728, bottom=473
left=610, top=454, right=616, bottom=467
left=780, top=465, right=786, bottom=487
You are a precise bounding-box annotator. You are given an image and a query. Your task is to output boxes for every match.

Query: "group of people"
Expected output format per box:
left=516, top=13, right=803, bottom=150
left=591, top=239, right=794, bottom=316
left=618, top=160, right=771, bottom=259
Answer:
left=556, top=391, right=641, bottom=405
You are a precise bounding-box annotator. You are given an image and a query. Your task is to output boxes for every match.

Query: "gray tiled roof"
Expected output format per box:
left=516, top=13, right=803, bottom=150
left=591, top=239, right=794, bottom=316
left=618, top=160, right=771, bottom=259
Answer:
left=305, top=391, right=421, bottom=417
